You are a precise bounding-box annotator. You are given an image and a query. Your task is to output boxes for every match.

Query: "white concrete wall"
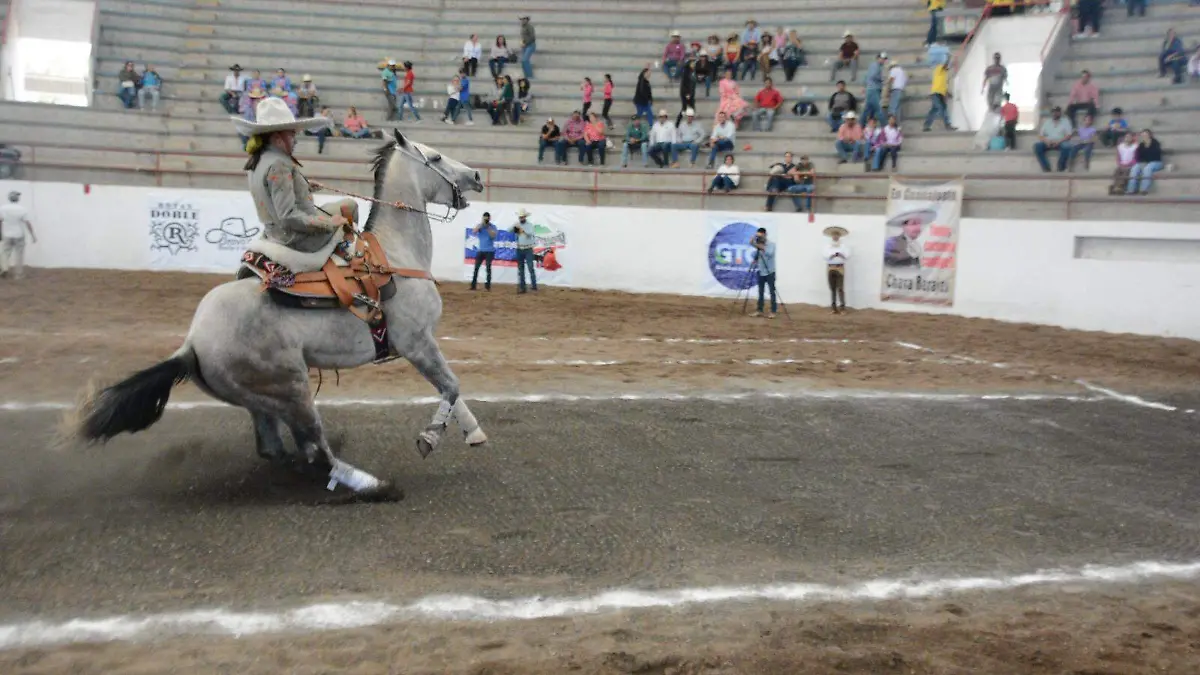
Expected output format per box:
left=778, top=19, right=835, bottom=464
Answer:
left=953, top=13, right=1062, bottom=131
left=1, top=9, right=21, bottom=101
left=3, top=178, right=1199, bottom=341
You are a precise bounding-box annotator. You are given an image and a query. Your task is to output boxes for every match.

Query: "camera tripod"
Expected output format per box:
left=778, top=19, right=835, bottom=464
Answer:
left=729, top=262, right=791, bottom=321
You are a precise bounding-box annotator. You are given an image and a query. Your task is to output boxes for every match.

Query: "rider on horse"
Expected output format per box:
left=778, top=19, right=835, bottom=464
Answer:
left=232, top=96, right=360, bottom=272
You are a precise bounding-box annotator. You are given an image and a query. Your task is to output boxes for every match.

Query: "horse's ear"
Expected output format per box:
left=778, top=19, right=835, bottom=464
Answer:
left=392, top=128, right=408, bottom=146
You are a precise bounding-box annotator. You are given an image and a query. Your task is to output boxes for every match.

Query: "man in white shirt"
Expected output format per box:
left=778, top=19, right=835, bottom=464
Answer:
left=220, top=64, right=248, bottom=114
left=462, top=34, right=482, bottom=77
left=670, top=108, right=705, bottom=167
left=647, top=110, right=676, bottom=168
left=0, top=191, right=37, bottom=280
left=886, top=62, right=908, bottom=123
left=706, top=111, right=736, bottom=168
left=823, top=225, right=850, bottom=313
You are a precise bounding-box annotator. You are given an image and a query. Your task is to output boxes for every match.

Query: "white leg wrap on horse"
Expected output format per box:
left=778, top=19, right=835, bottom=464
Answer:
left=431, top=399, right=454, bottom=428
left=327, top=459, right=383, bottom=492
left=453, top=398, right=480, bottom=432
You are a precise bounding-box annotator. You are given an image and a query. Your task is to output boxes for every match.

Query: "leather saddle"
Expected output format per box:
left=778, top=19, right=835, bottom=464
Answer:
left=238, top=228, right=432, bottom=326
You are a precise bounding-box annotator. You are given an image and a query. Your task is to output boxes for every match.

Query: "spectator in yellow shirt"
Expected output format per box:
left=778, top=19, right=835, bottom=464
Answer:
left=922, top=63, right=956, bottom=131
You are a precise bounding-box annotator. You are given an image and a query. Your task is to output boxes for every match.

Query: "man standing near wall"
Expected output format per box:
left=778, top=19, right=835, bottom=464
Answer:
left=470, top=212, right=497, bottom=291
left=750, top=227, right=777, bottom=319
left=0, top=191, right=37, bottom=280
left=823, top=225, right=850, bottom=314
left=513, top=208, right=538, bottom=294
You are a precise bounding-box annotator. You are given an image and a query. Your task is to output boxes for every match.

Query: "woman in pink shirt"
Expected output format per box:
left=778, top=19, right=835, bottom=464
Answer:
left=872, top=114, right=903, bottom=171
left=584, top=112, right=607, bottom=165
left=581, top=77, right=594, bottom=119
left=601, top=74, right=614, bottom=128
left=341, top=106, right=370, bottom=138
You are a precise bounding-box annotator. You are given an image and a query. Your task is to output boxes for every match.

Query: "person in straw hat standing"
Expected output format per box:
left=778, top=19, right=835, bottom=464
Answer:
left=512, top=207, right=538, bottom=294
left=823, top=225, right=851, bottom=314
left=232, top=98, right=358, bottom=260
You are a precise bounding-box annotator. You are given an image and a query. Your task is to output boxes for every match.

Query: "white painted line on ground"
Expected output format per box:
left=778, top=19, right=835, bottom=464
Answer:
left=0, top=559, right=1196, bottom=650
left=0, top=390, right=1115, bottom=414
left=1076, top=380, right=1179, bottom=412
left=0, top=357, right=18, bottom=365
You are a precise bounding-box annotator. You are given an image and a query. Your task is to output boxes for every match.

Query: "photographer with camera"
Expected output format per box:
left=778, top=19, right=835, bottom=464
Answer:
left=750, top=227, right=777, bottom=318
left=512, top=207, right=538, bottom=294
left=469, top=212, right=497, bottom=291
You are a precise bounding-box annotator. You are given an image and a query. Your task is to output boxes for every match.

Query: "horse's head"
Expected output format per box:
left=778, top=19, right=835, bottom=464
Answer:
left=390, top=129, right=482, bottom=213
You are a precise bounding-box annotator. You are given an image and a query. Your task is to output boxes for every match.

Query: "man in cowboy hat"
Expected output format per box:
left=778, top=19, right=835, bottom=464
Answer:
left=379, top=58, right=399, bottom=120
left=512, top=207, right=538, bottom=293
left=671, top=107, right=705, bottom=167
left=663, top=30, right=685, bottom=82
left=823, top=226, right=850, bottom=313
left=0, top=190, right=36, bottom=280
left=648, top=109, right=676, bottom=168
left=883, top=208, right=936, bottom=267
left=232, top=98, right=358, bottom=272
left=221, top=64, right=248, bottom=114
left=830, top=30, right=859, bottom=84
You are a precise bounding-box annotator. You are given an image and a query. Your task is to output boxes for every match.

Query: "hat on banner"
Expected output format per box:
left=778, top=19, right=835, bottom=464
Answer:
left=886, top=208, right=938, bottom=229
left=823, top=225, right=848, bottom=238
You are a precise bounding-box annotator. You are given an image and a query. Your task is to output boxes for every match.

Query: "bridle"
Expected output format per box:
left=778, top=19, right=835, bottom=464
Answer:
left=308, top=140, right=465, bottom=224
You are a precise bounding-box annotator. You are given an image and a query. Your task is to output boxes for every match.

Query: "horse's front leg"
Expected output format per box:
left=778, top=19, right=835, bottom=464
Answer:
left=393, top=329, right=485, bottom=457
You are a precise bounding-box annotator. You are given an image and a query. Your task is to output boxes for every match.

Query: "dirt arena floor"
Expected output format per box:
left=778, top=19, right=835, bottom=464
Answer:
left=1, top=269, right=1200, bottom=674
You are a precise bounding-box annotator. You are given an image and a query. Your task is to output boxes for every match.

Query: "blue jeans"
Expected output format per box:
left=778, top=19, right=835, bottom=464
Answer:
left=710, top=175, right=736, bottom=191
left=927, top=9, right=941, bottom=45
left=452, top=99, right=474, bottom=121
left=1033, top=141, right=1074, bottom=171
left=648, top=142, right=672, bottom=167
left=764, top=177, right=794, bottom=210
left=516, top=247, right=537, bottom=290
left=621, top=141, right=648, bottom=166
left=488, top=57, right=506, bottom=77
left=863, top=89, right=883, bottom=123
left=398, top=92, right=420, bottom=120
left=827, top=111, right=845, bottom=132
left=1127, top=0, right=1147, bottom=16
left=670, top=142, right=700, bottom=165
left=1071, top=142, right=1094, bottom=170
left=707, top=138, right=733, bottom=166
left=663, top=59, right=679, bottom=80
left=757, top=272, right=777, bottom=313
left=539, top=138, right=564, bottom=163
left=923, top=94, right=950, bottom=130
left=888, top=88, right=904, bottom=123
left=835, top=139, right=868, bottom=162
left=787, top=184, right=814, bottom=211
left=521, top=43, right=536, bottom=78
left=635, top=103, right=653, bottom=126
left=1127, top=161, right=1163, bottom=193
left=873, top=146, right=900, bottom=171
left=119, top=87, right=136, bottom=109
left=556, top=138, right=586, bottom=163
left=586, top=140, right=606, bottom=165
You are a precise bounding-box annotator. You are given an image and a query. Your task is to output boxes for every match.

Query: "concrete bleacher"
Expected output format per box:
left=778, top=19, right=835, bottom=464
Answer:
left=1, top=0, right=1196, bottom=222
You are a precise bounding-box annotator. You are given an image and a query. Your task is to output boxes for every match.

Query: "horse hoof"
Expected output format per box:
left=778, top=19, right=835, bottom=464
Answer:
left=416, top=433, right=438, bottom=459
left=464, top=428, right=488, bottom=446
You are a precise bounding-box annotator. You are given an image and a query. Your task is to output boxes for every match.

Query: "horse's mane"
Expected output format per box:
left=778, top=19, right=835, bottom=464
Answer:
left=363, top=141, right=396, bottom=232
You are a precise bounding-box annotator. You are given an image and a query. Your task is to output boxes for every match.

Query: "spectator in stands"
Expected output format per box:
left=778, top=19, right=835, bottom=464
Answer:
left=827, top=80, right=858, bottom=132
left=873, top=115, right=903, bottom=171
left=830, top=31, right=859, bottom=84
left=1160, top=29, right=1187, bottom=84
left=621, top=114, right=649, bottom=168
left=780, top=30, right=806, bottom=82
left=442, top=74, right=462, bottom=124
left=716, top=70, right=749, bottom=129
left=1066, top=70, right=1099, bottom=127
left=602, top=74, right=614, bottom=127
left=1000, top=94, right=1019, bottom=150
left=1127, top=129, right=1164, bottom=195
left=1033, top=106, right=1075, bottom=172
left=398, top=61, right=421, bottom=122
left=922, top=61, right=956, bottom=131
left=756, top=31, right=776, bottom=80
left=519, top=15, right=536, bottom=79
left=764, top=151, right=797, bottom=211
left=1071, top=114, right=1097, bottom=171
left=453, top=69, right=474, bottom=125
left=664, top=30, right=685, bottom=82
left=272, top=68, right=293, bottom=93
left=862, top=117, right=883, bottom=170
left=513, top=77, right=531, bottom=124
left=672, top=108, right=705, bottom=167
left=676, top=62, right=697, bottom=127
left=1110, top=132, right=1138, bottom=194
left=489, top=36, right=510, bottom=78
left=585, top=112, right=607, bottom=165
left=138, top=64, right=162, bottom=112
left=118, top=61, right=140, bottom=109
left=1128, top=0, right=1148, bottom=17
left=704, top=34, right=723, bottom=67
left=221, top=64, right=248, bottom=114
left=341, top=107, right=372, bottom=139
left=982, top=53, right=1007, bottom=112
left=538, top=116, right=563, bottom=164
left=927, top=0, right=946, bottom=46
left=490, top=75, right=515, bottom=125
left=752, top=77, right=784, bottom=131
left=240, top=86, right=267, bottom=136
left=886, top=60, right=907, bottom=123
left=463, top=34, right=481, bottom=77
left=379, top=58, right=398, bottom=121
left=1101, top=107, right=1128, bottom=147
left=633, top=68, right=654, bottom=128
left=706, top=111, right=736, bottom=168
left=694, top=55, right=715, bottom=97
left=0, top=144, right=21, bottom=179
left=781, top=154, right=816, bottom=212
left=740, top=20, right=762, bottom=80
left=1075, top=0, right=1102, bottom=38
left=862, top=52, right=888, bottom=123
left=312, top=106, right=333, bottom=153
left=579, top=76, right=594, bottom=118
left=297, top=75, right=318, bottom=118
left=835, top=111, right=868, bottom=164
left=708, top=153, right=740, bottom=194
left=561, top=110, right=587, bottom=164
left=648, top=110, right=676, bottom=168
left=724, top=35, right=742, bottom=77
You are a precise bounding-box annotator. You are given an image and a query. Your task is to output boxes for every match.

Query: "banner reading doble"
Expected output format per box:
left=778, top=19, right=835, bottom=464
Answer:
left=880, top=178, right=963, bottom=306
left=462, top=206, right=571, bottom=286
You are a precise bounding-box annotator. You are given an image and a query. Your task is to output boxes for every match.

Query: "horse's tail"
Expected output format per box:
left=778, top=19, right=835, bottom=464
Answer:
left=65, top=345, right=198, bottom=445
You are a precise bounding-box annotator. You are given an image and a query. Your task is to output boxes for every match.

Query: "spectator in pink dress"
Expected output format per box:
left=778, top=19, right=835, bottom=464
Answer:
left=716, top=70, right=749, bottom=128
left=581, top=77, right=594, bottom=118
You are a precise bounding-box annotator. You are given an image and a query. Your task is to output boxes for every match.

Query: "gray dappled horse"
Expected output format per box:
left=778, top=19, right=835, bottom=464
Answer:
left=70, top=130, right=487, bottom=500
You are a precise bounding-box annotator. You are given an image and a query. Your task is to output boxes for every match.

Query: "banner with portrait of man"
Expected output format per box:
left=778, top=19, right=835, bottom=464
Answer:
left=879, top=177, right=963, bottom=306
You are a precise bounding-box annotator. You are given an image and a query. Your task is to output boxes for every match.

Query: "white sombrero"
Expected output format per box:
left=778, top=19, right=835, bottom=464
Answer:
left=886, top=208, right=937, bottom=229
left=823, top=225, right=848, bottom=237
left=231, top=97, right=331, bottom=137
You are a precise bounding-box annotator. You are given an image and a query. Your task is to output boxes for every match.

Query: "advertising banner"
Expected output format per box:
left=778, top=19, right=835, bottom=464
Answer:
left=704, top=215, right=766, bottom=295
left=880, top=178, right=963, bottom=306
left=145, top=192, right=259, bottom=272
left=462, top=206, right=570, bottom=286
